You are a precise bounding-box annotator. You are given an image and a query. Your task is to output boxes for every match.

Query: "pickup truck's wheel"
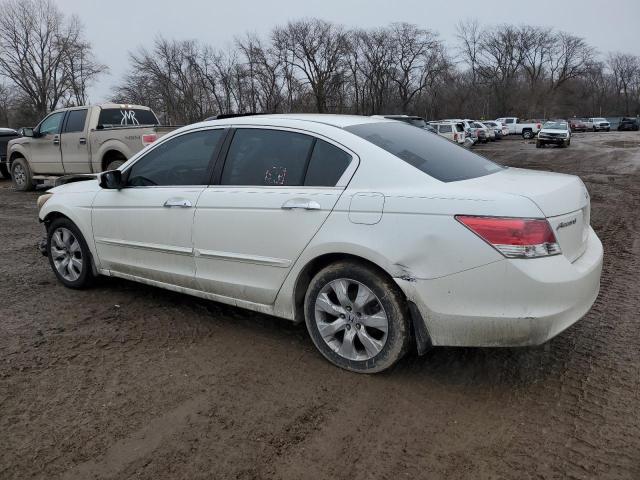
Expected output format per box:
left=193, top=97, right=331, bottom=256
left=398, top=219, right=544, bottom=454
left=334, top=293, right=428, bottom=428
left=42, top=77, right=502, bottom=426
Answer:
left=105, top=159, right=125, bottom=171
left=304, top=261, right=410, bottom=373
left=47, top=218, right=95, bottom=289
left=11, top=158, right=35, bottom=191
left=522, top=130, right=533, bottom=139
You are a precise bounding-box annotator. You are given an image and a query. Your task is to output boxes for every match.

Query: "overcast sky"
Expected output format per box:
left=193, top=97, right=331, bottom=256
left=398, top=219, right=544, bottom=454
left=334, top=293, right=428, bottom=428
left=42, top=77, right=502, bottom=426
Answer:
left=56, top=0, right=640, bottom=102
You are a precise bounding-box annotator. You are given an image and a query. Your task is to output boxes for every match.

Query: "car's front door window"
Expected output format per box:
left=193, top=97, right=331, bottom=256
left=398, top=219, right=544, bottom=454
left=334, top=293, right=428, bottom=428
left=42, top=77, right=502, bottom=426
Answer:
left=126, top=129, right=224, bottom=187
left=38, top=112, right=65, bottom=136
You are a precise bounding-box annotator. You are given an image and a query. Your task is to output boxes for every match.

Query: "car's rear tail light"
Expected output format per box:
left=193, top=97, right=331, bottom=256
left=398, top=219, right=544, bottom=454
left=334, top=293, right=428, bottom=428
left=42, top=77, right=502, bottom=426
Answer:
left=142, top=133, right=158, bottom=146
left=455, top=215, right=561, bottom=258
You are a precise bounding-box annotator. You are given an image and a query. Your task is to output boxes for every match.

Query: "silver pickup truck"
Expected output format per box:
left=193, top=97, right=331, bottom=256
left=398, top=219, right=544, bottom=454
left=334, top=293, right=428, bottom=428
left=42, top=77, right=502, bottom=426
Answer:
left=5, top=103, right=177, bottom=190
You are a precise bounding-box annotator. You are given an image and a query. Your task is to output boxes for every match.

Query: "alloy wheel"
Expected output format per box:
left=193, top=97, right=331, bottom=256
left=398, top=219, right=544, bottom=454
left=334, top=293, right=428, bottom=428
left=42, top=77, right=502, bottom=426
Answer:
left=13, top=163, right=26, bottom=186
left=314, top=278, right=389, bottom=361
left=50, top=227, right=83, bottom=282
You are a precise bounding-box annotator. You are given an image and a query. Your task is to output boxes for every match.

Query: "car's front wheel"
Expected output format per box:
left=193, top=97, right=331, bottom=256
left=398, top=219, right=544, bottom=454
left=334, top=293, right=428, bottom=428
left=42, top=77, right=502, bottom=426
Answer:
left=304, top=261, right=410, bottom=373
left=11, top=158, right=34, bottom=191
left=47, top=217, right=95, bottom=289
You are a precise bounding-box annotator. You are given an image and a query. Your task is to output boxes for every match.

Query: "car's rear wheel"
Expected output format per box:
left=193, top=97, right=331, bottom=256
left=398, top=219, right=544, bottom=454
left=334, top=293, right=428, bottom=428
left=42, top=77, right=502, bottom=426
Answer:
left=304, top=261, right=410, bottom=373
left=47, top=217, right=95, bottom=289
left=522, top=130, right=533, bottom=139
left=11, top=158, right=34, bottom=191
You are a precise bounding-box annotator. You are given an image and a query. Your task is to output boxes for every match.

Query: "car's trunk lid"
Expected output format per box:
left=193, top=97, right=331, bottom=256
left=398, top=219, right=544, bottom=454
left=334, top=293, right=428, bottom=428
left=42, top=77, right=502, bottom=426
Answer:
left=459, top=168, right=590, bottom=261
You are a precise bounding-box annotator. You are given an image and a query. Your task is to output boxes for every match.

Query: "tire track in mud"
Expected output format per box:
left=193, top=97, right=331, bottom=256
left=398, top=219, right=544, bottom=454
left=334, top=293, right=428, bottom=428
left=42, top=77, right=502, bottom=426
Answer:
left=478, top=136, right=640, bottom=479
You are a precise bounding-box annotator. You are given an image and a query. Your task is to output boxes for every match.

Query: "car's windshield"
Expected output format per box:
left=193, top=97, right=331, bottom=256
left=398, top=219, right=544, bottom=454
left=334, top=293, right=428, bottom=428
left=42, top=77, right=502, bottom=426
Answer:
left=543, top=121, right=567, bottom=130
left=345, top=121, right=503, bottom=182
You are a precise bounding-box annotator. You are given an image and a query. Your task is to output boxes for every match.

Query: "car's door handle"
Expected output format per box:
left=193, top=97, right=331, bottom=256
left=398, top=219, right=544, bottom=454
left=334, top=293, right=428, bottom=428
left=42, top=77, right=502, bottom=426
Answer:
left=53, top=135, right=60, bottom=145
left=79, top=137, right=87, bottom=145
left=281, top=198, right=321, bottom=210
left=163, top=198, right=193, bottom=208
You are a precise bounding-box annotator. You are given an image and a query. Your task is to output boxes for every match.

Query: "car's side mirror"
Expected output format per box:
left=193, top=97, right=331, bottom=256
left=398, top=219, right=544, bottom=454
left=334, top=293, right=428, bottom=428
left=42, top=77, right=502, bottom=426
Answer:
left=99, top=170, right=125, bottom=190
left=21, top=127, right=34, bottom=138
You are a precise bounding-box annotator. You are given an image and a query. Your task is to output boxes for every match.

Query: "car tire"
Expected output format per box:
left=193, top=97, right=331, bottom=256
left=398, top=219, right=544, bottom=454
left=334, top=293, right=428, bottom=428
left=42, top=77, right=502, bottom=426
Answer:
left=0, top=163, right=9, bottom=179
left=105, top=159, right=125, bottom=171
left=46, top=217, right=95, bottom=289
left=11, top=157, right=35, bottom=191
left=304, top=261, right=411, bottom=373
left=522, top=130, right=533, bottom=139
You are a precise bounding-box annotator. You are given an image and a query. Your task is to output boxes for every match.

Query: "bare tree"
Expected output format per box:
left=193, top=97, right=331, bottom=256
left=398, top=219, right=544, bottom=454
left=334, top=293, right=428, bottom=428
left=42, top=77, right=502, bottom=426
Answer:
left=0, top=0, right=104, bottom=116
left=273, top=19, right=349, bottom=113
left=608, top=52, right=640, bottom=115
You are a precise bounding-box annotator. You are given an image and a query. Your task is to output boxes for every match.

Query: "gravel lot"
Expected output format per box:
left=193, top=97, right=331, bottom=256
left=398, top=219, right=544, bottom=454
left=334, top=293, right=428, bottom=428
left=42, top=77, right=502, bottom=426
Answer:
left=1, top=132, right=639, bottom=479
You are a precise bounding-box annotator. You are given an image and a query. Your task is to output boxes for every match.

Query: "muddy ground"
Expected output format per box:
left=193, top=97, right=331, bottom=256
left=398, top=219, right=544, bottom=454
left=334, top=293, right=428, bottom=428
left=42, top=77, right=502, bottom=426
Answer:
left=1, top=132, right=639, bottom=479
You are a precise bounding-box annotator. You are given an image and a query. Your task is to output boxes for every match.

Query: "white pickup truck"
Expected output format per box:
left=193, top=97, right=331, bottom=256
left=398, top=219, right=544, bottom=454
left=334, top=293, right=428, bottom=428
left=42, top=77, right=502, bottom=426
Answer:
left=6, top=103, right=176, bottom=190
left=496, top=117, right=543, bottom=139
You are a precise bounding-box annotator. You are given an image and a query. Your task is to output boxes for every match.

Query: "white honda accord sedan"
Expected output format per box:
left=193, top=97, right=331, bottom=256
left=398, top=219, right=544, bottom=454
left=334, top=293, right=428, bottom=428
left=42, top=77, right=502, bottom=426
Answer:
left=37, top=114, right=603, bottom=373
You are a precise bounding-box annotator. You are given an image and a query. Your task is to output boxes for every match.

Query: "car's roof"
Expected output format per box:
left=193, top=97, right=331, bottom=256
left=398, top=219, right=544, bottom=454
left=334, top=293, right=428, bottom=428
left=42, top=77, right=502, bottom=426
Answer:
left=198, top=113, right=395, bottom=129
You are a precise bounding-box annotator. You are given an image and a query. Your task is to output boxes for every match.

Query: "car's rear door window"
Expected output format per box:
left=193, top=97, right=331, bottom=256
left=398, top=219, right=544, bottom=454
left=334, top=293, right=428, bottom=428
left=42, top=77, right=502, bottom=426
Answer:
left=345, top=122, right=503, bottom=182
left=304, top=139, right=352, bottom=187
left=64, top=109, right=88, bottom=133
left=221, top=129, right=315, bottom=186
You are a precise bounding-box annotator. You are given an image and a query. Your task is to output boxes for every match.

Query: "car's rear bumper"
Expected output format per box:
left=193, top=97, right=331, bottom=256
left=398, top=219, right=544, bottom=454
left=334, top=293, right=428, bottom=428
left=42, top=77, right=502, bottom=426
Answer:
left=396, top=227, right=603, bottom=347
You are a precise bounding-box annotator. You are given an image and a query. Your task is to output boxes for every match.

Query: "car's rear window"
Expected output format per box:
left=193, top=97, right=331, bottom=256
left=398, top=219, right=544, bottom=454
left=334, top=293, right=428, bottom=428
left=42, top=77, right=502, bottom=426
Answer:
left=345, top=122, right=503, bottom=182
left=98, top=108, right=159, bottom=128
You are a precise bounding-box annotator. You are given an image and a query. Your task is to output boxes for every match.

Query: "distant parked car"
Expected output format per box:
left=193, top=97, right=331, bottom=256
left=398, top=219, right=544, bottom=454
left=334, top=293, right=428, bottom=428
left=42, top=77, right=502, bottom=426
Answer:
left=617, top=117, right=639, bottom=131
left=568, top=118, right=588, bottom=133
left=496, top=117, right=543, bottom=139
left=468, top=124, right=488, bottom=143
left=473, top=121, right=495, bottom=141
left=585, top=117, right=610, bottom=132
left=536, top=121, right=571, bottom=148
left=482, top=121, right=504, bottom=140
left=0, top=128, right=21, bottom=178
left=439, top=118, right=487, bottom=146
left=429, top=121, right=466, bottom=144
